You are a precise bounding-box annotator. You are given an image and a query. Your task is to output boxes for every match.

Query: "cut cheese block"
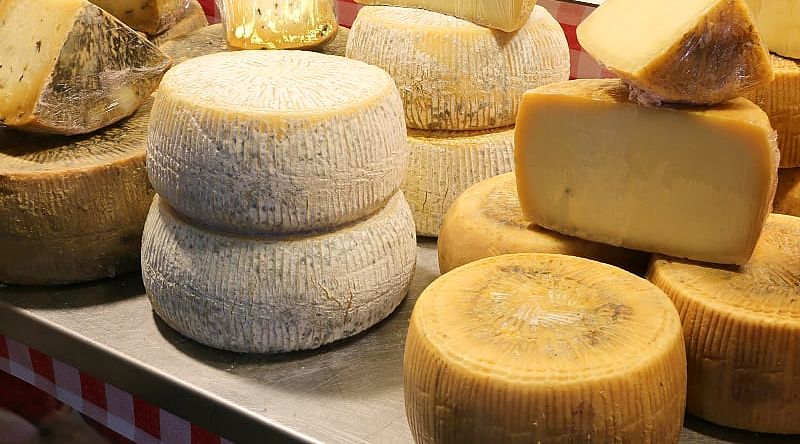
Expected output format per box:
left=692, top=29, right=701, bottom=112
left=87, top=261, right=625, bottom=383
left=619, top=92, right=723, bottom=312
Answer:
left=577, top=0, right=773, bottom=105
left=402, top=127, right=514, bottom=237
left=744, top=55, right=800, bottom=168
left=515, top=79, right=779, bottom=265
left=648, top=214, right=800, bottom=433
left=438, top=173, right=650, bottom=274
left=90, top=0, right=190, bottom=34
left=347, top=5, right=569, bottom=131
left=150, top=1, right=209, bottom=46
left=354, top=0, right=536, bottom=32
left=142, top=192, right=417, bottom=353
left=148, top=50, right=407, bottom=235
left=405, top=253, right=686, bottom=443
left=0, top=102, right=154, bottom=285
left=745, top=0, right=800, bottom=59
left=217, top=0, right=338, bottom=50
left=0, top=0, right=171, bottom=135
left=774, top=168, right=800, bottom=217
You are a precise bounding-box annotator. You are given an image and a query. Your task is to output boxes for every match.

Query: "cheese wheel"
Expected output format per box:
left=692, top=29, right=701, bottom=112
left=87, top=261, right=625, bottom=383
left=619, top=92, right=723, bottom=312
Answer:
left=438, top=173, right=651, bottom=274
left=354, top=0, right=536, bottom=32
left=346, top=5, right=569, bottom=131
left=401, top=127, right=514, bottom=237
left=648, top=214, right=800, bottom=433
left=90, top=0, right=190, bottom=35
left=405, top=254, right=687, bottom=443
left=142, top=192, right=417, bottom=353
left=0, top=102, right=154, bottom=285
left=148, top=50, right=407, bottom=235
left=150, top=1, right=208, bottom=46
left=774, top=168, right=800, bottom=217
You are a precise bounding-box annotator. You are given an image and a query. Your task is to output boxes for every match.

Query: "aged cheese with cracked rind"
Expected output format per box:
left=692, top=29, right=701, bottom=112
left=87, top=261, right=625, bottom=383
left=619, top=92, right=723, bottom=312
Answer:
left=402, top=127, right=514, bottom=237
left=354, top=0, right=536, bottom=32
left=0, top=102, right=154, bottom=285
left=577, top=0, right=773, bottom=105
left=438, top=173, right=650, bottom=275
left=151, top=1, right=208, bottom=46
left=90, top=0, right=190, bottom=35
left=0, top=0, right=171, bottom=135
left=648, top=214, right=800, bottom=434
left=745, top=0, right=800, bottom=59
left=347, top=5, right=569, bottom=130
left=142, top=192, right=417, bottom=353
left=516, top=79, right=779, bottom=265
left=405, top=253, right=686, bottom=443
left=774, top=168, right=800, bottom=217
left=148, top=50, right=407, bottom=235
left=744, top=55, right=800, bottom=168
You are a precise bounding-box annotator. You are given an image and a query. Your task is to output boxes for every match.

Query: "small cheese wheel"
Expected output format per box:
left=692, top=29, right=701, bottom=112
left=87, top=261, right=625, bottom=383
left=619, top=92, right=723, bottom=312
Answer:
left=438, top=173, right=651, bottom=274
left=405, top=254, right=687, bottom=443
left=0, top=102, right=154, bottom=285
left=148, top=50, right=407, bottom=235
left=150, top=1, right=208, bottom=46
left=774, top=168, right=800, bottom=217
left=142, top=192, right=417, bottom=353
left=402, top=127, right=514, bottom=237
left=347, top=5, right=569, bottom=131
left=648, top=214, right=800, bottom=433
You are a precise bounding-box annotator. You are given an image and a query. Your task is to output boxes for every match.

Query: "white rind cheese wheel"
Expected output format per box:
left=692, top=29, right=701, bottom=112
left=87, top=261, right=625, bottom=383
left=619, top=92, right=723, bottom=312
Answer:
left=148, top=50, right=408, bottom=235
left=648, top=214, right=800, bottom=434
left=142, top=192, right=417, bottom=353
left=354, top=0, right=536, bottom=32
left=150, top=1, right=209, bottom=46
left=0, top=102, right=154, bottom=285
left=405, top=254, right=687, bottom=443
left=438, top=173, right=651, bottom=274
left=775, top=168, right=800, bottom=217
left=401, top=127, right=514, bottom=237
left=346, top=5, right=569, bottom=131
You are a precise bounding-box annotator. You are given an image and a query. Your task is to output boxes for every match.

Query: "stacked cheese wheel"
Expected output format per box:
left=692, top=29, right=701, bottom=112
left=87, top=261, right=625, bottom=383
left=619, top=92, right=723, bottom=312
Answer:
left=347, top=5, right=569, bottom=236
left=143, top=50, right=417, bottom=353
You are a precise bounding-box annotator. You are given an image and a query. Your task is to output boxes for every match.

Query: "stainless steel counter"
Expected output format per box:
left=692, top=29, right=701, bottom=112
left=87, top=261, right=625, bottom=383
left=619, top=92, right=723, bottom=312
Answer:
left=0, top=241, right=794, bottom=443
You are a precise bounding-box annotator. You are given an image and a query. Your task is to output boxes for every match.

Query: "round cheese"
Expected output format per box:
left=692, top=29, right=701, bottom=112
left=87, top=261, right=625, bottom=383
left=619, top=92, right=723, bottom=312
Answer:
left=439, top=173, right=651, bottom=274
left=346, top=5, right=570, bottom=131
left=405, top=254, right=687, bottom=443
left=148, top=50, right=407, bottom=235
left=774, top=168, right=800, bottom=217
left=0, top=102, right=154, bottom=285
left=402, top=127, right=514, bottom=237
left=142, top=192, right=417, bottom=353
left=648, top=214, right=800, bottom=433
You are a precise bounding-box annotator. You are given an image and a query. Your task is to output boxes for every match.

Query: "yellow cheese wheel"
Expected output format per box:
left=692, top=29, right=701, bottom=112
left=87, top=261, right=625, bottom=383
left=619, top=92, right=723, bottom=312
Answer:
left=774, top=168, right=800, bottom=217
left=405, top=253, right=687, bottom=443
left=648, top=213, right=800, bottom=433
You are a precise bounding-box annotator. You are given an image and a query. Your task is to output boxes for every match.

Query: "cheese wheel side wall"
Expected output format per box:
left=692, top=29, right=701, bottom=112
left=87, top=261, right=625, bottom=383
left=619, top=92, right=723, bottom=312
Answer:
left=774, top=168, right=800, bottom=216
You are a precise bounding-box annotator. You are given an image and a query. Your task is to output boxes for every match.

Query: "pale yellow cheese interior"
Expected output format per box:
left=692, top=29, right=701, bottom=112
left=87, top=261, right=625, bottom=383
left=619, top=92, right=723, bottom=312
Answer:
left=745, top=0, right=800, bottom=59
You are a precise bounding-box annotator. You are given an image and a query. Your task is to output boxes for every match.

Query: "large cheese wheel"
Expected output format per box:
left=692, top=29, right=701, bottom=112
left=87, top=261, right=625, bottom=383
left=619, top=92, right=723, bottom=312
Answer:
left=774, top=168, right=800, bottom=216
left=405, top=254, right=687, bottom=443
left=346, top=5, right=569, bottom=131
left=438, top=173, right=651, bottom=274
left=402, top=127, right=514, bottom=237
left=150, top=1, right=208, bottom=46
left=0, top=102, right=154, bottom=285
left=148, top=50, right=407, bottom=235
left=648, top=214, right=800, bottom=433
left=142, top=192, right=417, bottom=353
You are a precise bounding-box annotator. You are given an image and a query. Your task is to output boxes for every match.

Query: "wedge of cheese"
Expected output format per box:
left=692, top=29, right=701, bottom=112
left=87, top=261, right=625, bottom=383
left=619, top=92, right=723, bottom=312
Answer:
left=744, top=55, right=800, bottom=168
left=438, top=173, right=650, bottom=275
left=745, top=0, right=800, bottom=59
left=347, top=5, right=569, bottom=130
left=0, top=0, right=171, bottom=135
left=649, top=214, right=800, bottom=434
left=142, top=192, right=417, bottom=353
left=405, top=254, right=686, bottom=443
left=0, top=102, right=154, bottom=285
left=354, top=0, right=536, bottom=32
left=151, top=1, right=209, bottom=46
left=774, top=168, right=800, bottom=217
left=148, top=50, right=407, bottom=235
left=515, top=79, right=779, bottom=265
left=90, top=0, right=190, bottom=35
left=402, top=127, right=514, bottom=237
left=577, top=0, right=773, bottom=105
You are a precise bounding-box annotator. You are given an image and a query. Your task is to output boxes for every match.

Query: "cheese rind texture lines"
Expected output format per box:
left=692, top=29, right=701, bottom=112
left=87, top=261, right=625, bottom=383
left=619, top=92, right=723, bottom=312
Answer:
left=147, top=50, right=408, bottom=235
left=354, top=0, right=536, bottom=32
left=0, top=102, right=155, bottom=285
left=90, top=0, right=191, bottom=34
left=401, top=127, right=514, bottom=237
left=648, top=214, right=800, bottom=434
left=774, top=168, right=800, bottom=217
left=347, top=5, right=569, bottom=131
left=577, top=0, right=773, bottom=105
left=745, top=0, right=800, bottom=59
left=0, top=0, right=171, bottom=135
left=438, top=173, right=650, bottom=274
left=404, top=253, right=686, bottom=443
left=151, top=1, right=209, bottom=46
left=515, top=79, right=779, bottom=265
left=142, top=192, right=417, bottom=353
